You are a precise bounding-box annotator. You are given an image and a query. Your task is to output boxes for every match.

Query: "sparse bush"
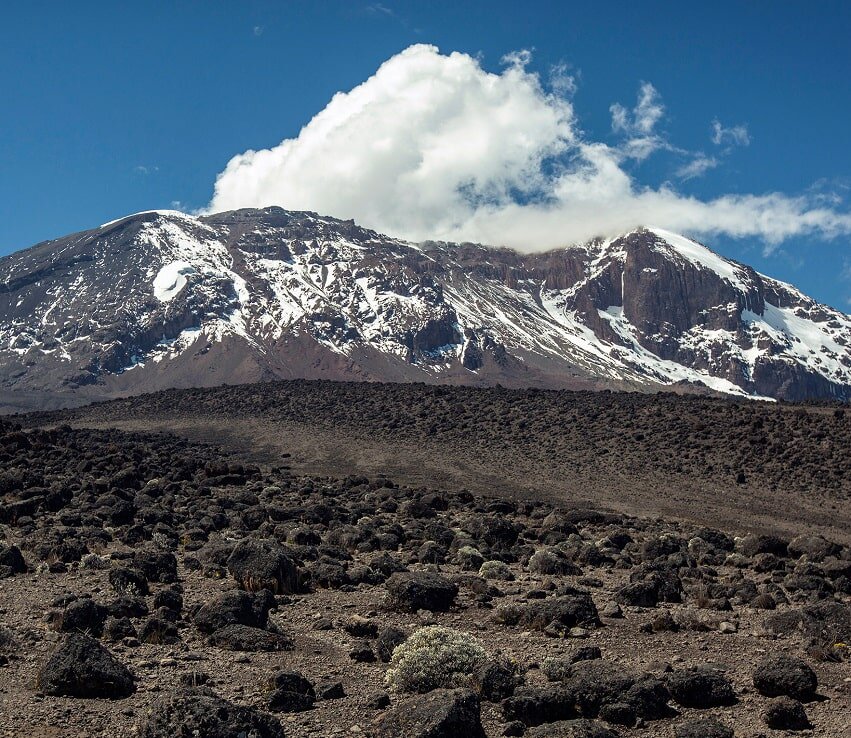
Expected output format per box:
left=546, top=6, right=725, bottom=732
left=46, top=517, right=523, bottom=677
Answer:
left=80, top=553, right=110, bottom=570
left=0, top=626, right=16, bottom=653
left=478, top=560, right=514, bottom=581
left=384, top=625, right=487, bottom=693
left=454, top=545, right=485, bottom=571
left=542, top=657, right=573, bottom=682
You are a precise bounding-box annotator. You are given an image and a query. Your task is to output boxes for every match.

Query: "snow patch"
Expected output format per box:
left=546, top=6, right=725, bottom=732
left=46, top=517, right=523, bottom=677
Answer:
left=648, top=227, right=750, bottom=291
left=153, top=261, right=195, bottom=302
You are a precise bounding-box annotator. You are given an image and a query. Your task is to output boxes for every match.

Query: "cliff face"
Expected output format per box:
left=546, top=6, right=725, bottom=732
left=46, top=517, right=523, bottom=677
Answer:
left=0, top=207, right=849, bottom=410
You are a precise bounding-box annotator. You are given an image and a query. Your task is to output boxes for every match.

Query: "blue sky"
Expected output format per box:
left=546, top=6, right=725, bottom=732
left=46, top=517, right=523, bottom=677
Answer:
left=2, top=1, right=850, bottom=309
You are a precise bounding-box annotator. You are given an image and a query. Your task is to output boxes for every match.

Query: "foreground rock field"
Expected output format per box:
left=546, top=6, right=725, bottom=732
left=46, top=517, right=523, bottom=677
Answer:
left=0, top=415, right=849, bottom=737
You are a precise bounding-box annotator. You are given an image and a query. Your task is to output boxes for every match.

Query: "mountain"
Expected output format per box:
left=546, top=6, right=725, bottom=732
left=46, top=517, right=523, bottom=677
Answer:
left=1, top=206, right=849, bottom=410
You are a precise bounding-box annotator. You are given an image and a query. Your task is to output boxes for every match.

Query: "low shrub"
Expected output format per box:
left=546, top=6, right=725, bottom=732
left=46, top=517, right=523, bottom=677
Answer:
left=384, top=625, right=487, bottom=693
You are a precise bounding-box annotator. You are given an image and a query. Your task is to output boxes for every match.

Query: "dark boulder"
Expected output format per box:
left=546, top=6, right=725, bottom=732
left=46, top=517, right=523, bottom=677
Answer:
left=193, top=589, right=275, bottom=634
left=138, top=617, right=179, bottom=645
left=752, top=655, right=817, bottom=701
left=528, top=548, right=582, bottom=576
left=0, top=545, right=26, bottom=574
left=674, top=717, right=734, bottom=738
left=267, top=671, right=316, bottom=712
left=373, top=688, right=486, bottom=738
left=667, top=667, right=736, bottom=708
left=376, top=625, right=408, bottom=662
left=138, top=686, right=283, bottom=737
left=55, top=598, right=108, bottom=637
left=473, top=655, right=521, bottom=701
left=132, top=550, right=178, bottom=584
left=108, top=567, right=149, bottom=596
left=37, top=633, right=134, bottom=698
left=761, top=696, right=811, bottom=730
left=227, top=537, right=299, bottom=594
left=209, top=624, right=294, bottom=652
left=385, top=571, right=458, bottom=612
left=526, top=719, right=621, bottom=737
left=496, top=592, right=600, bottom=632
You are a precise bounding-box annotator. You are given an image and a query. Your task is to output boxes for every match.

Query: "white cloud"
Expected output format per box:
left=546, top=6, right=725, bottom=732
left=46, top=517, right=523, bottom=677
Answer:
left=676, top=154, right=719, bottom=181
left=610, top=82, right=664, bottom=136
left=712, top=119, right=750, bottom=147
left=207, top=44, right=851, bottom=252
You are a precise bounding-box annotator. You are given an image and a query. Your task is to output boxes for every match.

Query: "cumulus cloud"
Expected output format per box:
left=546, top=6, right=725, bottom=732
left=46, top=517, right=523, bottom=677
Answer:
left=207, top=44, right=851, bottom=251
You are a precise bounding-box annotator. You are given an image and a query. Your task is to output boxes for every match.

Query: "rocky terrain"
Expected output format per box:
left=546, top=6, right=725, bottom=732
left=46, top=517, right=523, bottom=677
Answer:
left=25, top=380, right=851, bottom=544
left=2, top=207, right=850, bottom=411
left=0, top=382, right=849, bottom=737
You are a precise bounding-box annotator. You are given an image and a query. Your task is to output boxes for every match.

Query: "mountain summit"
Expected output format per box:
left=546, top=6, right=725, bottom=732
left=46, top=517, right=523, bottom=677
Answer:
left=1, top=207, right=849, bottom=410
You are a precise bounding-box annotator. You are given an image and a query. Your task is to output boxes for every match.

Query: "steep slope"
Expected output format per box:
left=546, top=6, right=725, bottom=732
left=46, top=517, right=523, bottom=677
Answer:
left=0, top=207, right=849, bottom=409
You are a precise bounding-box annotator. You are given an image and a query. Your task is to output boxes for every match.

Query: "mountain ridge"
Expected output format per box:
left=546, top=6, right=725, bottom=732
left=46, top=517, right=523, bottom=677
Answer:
left=1, top=206, right=849, bottom=410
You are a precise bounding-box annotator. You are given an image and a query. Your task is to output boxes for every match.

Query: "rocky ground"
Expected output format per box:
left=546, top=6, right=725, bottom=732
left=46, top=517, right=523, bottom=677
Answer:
left=25, top=380, right=851, bottom=543
left=0, top=412, right=849, bottom=737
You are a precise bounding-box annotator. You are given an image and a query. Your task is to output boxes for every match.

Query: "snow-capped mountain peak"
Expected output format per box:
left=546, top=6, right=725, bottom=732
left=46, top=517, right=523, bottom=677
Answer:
left=0, top=207, right=849, bottom=410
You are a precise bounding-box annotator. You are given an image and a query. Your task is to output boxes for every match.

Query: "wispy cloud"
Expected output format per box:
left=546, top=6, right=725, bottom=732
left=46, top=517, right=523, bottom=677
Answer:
left=712, top=119, right=750, bottom=147
left=207, top=44, right=851, bottom=252
left=365, top=3, right=394, bottom=16
left=134, top=165, right=158, bottom=175
left=676, top=154, right=719, bottom=181
left=549, top=62, right=578, bottom=97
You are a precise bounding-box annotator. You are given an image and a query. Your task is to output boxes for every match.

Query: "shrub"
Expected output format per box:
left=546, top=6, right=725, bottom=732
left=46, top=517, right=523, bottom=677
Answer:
left=384, top=625, right=487, bottom=693
left=479, top=560, right=514, bottom=581
left=80, top=553, right=111, bottom=570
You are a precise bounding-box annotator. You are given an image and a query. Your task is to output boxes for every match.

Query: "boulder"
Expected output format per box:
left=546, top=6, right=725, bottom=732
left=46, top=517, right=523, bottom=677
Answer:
left=55, top=598, right=108, bottom=637
left=667, top=667, right=736, bottom=708
left=674, top=717, right=734, bottom=738
left=37, top=633, right=134, bottom=698
left=227, top=537, right=299, bottom=594
left=373, top=688, right=486, bottom=738
left=526, top=719, right=621, bottom=737
left=138, top=687, right=283, bottom=737
left=752, top=655, right=817, bottom=701
left=209, top=624, right=294, bottom=652
left=193, top=589, right=274, bottom=634
left=0, top=544, right=26, bottom=574
left=762, top=696, right=810, bottom=730
left=267, top=671, right=316, bottom=712
left=385, top=571, right=458, bottom=612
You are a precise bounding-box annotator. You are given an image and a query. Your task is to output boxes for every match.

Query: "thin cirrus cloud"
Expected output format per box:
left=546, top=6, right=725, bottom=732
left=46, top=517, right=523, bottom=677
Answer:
left=207, top=44, right=851, bottom=252
left=711, top=119, right=751, bottom=147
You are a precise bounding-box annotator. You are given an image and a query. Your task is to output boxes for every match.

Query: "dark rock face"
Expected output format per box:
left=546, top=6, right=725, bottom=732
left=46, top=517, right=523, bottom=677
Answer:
left=1, top=209, right=849, bottom=411
left=373, top=688, right=486, bottom=738
left=37, top=633, right=135, bottom=698
left=138, top=687, right=283, bottom=738
left=226, top=537, right=299, bottom=594
left=193, top=589, right=275, bottom=634
left=384, top=571, right=459, bottom=612
left=752, top=655, right=818, bottom=701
